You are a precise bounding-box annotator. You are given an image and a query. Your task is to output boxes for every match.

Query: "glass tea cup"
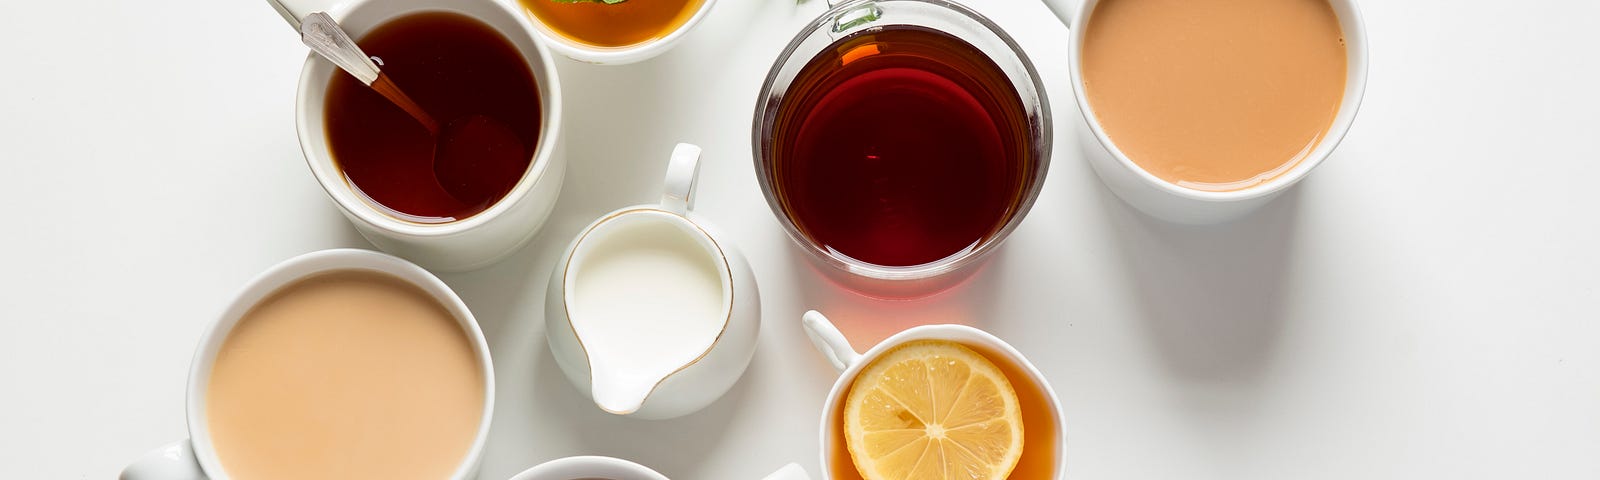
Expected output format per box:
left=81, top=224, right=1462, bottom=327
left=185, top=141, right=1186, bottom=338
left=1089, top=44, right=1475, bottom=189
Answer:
left=753, top=0, right=1052, bottom=299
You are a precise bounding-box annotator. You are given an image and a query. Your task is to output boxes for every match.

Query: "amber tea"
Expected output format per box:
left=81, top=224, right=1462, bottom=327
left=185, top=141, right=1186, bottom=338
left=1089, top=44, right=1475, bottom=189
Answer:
left=768, top=25, right=1036, bottom=268
left=521, top=0, right=705, bottom=48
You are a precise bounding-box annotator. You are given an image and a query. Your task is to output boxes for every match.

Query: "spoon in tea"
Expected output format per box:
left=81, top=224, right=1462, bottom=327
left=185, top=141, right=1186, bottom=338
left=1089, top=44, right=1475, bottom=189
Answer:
left=287, top=9, right=527, bottom=207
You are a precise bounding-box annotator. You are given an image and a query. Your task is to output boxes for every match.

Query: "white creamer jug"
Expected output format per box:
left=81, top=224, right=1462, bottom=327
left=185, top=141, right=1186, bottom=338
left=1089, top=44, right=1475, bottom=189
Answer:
left=545, top=143, right=760, bottom=420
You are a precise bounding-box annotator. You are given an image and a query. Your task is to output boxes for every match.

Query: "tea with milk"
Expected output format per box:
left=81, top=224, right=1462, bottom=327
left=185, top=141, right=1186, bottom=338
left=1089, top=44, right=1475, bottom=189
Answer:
left=1082, top=0, right=1347, bottom=191
left=205, top=270, right=483, bottom=480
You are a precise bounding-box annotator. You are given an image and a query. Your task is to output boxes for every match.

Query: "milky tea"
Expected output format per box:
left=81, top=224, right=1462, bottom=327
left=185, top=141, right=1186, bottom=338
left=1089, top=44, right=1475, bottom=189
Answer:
left=1081, top=0, right=1348, bottom=191
left=205, top=271, right=484, bottom=480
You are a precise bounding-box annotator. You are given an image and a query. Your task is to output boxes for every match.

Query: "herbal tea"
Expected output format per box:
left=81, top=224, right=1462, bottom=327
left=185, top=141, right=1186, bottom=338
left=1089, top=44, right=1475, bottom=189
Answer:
left=325, top=11, right=542, bottom=223
left=828, top=341, right=1059, bottom=480
left=769, top=26, right=1034, bottom=267
left=521, top=0, right=704, bottom=48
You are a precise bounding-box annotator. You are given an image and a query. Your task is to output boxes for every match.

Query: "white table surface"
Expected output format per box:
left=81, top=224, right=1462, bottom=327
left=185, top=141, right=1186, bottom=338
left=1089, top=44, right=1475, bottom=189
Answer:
left=3, top=0, right=1598, bottom=478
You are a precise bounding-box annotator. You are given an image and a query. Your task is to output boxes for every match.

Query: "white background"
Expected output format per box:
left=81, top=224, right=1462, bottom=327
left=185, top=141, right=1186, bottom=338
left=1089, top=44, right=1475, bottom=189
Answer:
left=2, top=0, right=1598, bottom=478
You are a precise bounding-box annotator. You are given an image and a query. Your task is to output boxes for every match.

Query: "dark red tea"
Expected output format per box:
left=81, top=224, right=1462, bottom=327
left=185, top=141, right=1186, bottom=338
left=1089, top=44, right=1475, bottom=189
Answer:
left=769, top=26, right=1034, bottom=267
left=325, top=11, right=542, bottom=223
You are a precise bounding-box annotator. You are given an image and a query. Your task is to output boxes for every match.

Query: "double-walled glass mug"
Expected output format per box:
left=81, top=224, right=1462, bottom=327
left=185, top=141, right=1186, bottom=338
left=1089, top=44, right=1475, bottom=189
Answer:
left=753, top=0, right=1052, bottom=298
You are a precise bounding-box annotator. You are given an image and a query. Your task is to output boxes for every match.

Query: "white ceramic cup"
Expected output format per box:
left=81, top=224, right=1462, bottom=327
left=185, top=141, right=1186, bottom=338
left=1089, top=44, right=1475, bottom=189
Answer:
left=509, top=456, right=810, bottom=480
left=800, top=310, right=1066, bottom=479
left=520, top=0, right=718, bottom=65
left=509, top=456, right=670, bottom=480
left=545, top=143, right=759, bottom=420
left=119, top=249, right=496, bottom=480
left=1041, top=0, right=1368, bottom=224
left=280, top=0, right=567, bottom=271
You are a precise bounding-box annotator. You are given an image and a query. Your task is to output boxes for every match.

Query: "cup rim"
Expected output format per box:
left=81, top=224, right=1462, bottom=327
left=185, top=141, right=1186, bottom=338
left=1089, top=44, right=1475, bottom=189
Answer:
left=182, top=248, right=495, bottom=480
left=508, top=455, right=671, bottom=480
left=752, top=0, right=1053, bottom=283
left=522, top=0, right=719, bottom=64
left=558, top=207, right=736, bottom=415
left=295, top=0, right=564, bottom=239
left=816, top=324, right=1066, bottom=479
left=1066, top=0, right=1369, bottom=202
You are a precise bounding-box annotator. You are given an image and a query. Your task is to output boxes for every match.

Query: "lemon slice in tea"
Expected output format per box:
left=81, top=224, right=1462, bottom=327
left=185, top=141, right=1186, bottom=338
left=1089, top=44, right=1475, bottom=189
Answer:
left=843, top=339, right=1024, bottom=480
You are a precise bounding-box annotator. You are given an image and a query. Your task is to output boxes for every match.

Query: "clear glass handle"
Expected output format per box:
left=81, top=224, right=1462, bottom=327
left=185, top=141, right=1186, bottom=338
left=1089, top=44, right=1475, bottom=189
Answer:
left=830, top=1, right=882, bottom=34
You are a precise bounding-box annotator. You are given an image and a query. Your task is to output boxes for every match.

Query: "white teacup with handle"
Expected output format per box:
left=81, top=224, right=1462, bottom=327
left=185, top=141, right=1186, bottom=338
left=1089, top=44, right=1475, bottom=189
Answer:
left=1040, top=0, right=1368, bottom=224
left=275, top=0, right=568, bottom=271
left=119, top=249, right=495, bottom=480
left=800, top=310, right=1066, bottom=479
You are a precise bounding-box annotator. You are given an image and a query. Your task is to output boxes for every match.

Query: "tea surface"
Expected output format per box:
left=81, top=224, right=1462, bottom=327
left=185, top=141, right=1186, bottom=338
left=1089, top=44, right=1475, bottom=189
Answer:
left=325, top=11, right=541, bottom=222
left=206, top=271, right=483, bottom=480
left=828, top=342, right=1059, bottom=480
left=522, top=0, right=703, bottom=48
left=770, top=26, right=1034, bottom=267
left=1082, top=0, right=1347, bottom=191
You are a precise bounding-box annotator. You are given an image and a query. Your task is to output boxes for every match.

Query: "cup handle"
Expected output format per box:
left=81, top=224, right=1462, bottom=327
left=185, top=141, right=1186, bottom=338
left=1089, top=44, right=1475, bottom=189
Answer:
left=802, top=311, right=862, bottom=372
left=762, top=463, right=813, bottom=480
left=1040, top=0, right=1078, bottom=26
left=120, top=440, right=208, bottom=480
left=661, top=143, right=703, bottom=216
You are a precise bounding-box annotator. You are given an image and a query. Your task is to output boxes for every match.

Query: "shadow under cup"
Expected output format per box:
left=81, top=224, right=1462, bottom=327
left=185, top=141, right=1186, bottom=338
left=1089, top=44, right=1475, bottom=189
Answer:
left=753, top=0, right=1052, bottom=299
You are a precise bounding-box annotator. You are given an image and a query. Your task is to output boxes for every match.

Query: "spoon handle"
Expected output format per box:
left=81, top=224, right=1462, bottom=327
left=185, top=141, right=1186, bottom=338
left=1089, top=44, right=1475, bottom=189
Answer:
left=299, top=12, right=381, bottom=85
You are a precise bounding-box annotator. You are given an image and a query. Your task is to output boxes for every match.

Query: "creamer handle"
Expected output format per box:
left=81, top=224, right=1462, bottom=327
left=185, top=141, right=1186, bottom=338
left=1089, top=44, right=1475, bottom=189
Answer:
left=802, top=311, right=861, bottom=372
left=762, top=463, right=813, bottom=480
left=661, top=143, right=703, bottom=216
left=1040, top=0, right=1078, bottom=26
left=120, top=440, right=208, bottom=480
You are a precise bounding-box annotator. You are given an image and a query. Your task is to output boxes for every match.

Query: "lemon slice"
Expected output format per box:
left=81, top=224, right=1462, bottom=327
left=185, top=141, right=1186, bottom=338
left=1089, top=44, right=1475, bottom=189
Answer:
left=843, top=339, right=1024, bottom=480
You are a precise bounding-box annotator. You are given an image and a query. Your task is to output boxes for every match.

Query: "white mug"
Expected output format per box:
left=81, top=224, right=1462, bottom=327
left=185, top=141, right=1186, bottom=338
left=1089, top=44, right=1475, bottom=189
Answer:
left=119, top=249, right=496, bottom=480
left=545, top=143, right=760, bottom=420
left=510, top=456, right=670, bottom=480
left=1041, top=0, right=1369, bottom=224
left=509, top=456, right=810, bottom=480
left=521, top=0, right=719, bottom=65
left=800, top=310, right=1067, bottom=479
left=282, top=0, right=567, bottom=271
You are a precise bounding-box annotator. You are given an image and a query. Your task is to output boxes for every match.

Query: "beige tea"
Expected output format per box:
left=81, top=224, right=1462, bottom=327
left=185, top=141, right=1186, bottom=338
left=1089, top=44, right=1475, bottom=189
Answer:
left=205, top=270, right=483, bottom=480
left=1082, top=0, right=1348, bottom=191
